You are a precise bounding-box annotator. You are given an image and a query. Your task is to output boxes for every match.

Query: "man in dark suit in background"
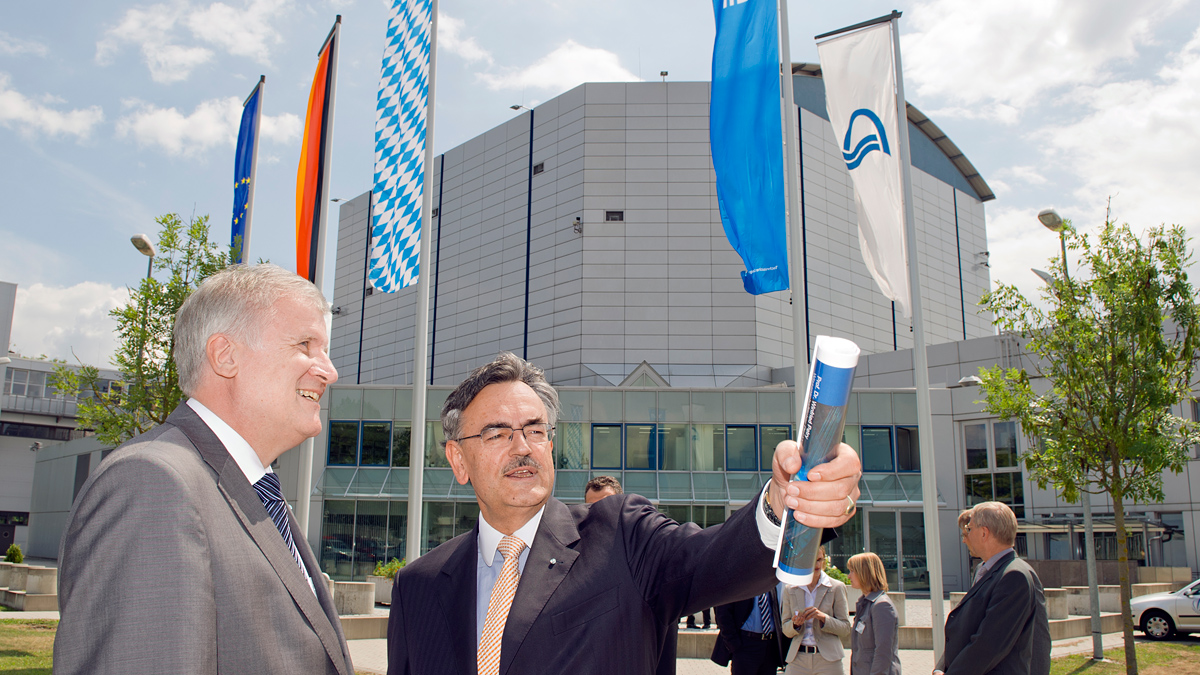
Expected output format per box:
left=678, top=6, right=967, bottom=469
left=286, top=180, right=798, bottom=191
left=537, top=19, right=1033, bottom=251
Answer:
left=54, top=264, right=353, bottom=675
left=712, top=588, right=786, bottom=675
left=387, top=352, right=863, bottom=675
left=934, top=501, right=1051, bottom=675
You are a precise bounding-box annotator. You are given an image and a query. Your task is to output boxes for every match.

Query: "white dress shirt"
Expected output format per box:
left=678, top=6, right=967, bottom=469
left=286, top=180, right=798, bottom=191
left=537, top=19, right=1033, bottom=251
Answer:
left=187, top=398, right=315, bottom=594
left=799, top=570, right=833, bottom=645
left=475, top=507, right=544, bottom=647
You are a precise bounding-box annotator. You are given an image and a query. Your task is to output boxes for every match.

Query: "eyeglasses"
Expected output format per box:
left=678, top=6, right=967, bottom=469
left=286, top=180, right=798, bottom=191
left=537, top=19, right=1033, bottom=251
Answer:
left=962, top=525, right=972, bottom=536
left=456, top=423, right=554, bottom=448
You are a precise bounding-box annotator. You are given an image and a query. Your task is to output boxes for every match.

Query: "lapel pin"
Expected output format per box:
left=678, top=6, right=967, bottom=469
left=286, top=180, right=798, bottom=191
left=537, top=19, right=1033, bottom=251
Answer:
left=549, top=558, right=557, bottom=566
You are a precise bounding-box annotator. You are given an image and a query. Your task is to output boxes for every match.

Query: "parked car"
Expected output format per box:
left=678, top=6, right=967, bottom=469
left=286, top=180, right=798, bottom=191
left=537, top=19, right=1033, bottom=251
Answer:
left=1132, top=578, right=1200, bottom=640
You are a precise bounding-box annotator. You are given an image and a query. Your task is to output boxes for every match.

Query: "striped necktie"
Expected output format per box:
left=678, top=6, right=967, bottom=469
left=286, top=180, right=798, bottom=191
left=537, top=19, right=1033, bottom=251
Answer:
left=758, top=592, right=775, bottom=633
left=253, top=472, right=307, bottom=576
left=479, top=535, right=526, bottom=675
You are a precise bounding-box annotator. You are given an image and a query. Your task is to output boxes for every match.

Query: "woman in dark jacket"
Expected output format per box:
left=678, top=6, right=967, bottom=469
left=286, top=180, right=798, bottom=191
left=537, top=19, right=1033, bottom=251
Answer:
left=846, top=552, right=901, bottom=675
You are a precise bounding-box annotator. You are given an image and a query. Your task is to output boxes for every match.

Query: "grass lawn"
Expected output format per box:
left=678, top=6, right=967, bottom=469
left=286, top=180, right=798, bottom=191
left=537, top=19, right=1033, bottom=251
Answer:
left=0, top=619, right=56, bottom=675
left=1051, top=639, right=1200, bottom=675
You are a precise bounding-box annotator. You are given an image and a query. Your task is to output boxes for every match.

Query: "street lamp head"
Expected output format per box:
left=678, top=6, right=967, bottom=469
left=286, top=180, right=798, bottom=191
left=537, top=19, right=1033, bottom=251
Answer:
left=131, top=234, right=157, bottom=258
left=510, top=104, right=526, bottom=111
left=1031, top=268, right=1055, bottom=286
left=1037, top=208, right=1065, bottom=233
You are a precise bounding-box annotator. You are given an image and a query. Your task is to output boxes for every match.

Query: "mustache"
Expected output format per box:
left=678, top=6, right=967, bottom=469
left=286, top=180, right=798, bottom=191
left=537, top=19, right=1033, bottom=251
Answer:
left=502, top=456, right=542, bottom=473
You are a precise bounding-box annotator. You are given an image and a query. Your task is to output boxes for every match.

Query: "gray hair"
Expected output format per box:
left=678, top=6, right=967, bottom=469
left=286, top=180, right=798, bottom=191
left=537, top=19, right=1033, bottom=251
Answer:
left=174, top=264, right=330, bottom=395
left=967, top=501, right=1019, bottom=546
left=442, top=352, right=560, bottom=444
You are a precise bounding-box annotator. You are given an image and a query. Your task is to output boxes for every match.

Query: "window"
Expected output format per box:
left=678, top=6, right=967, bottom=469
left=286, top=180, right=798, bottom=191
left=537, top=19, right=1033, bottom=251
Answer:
left=391, top=423, right=411, bottom=467
left=726, top=425, right=757, bottom=471
left=556, top=422, right=590, bottom=470
left=692, top=424, right=725, bottom=471
left=760, top=426, right=791, bottom=471
left=659, top=424, right=690, bottom=470
left=533, top=162, right=545, bottom=175
left=896, top=426, right=919, bottom=471
left=963, top=421, right=1025, bottom=517
left=592, top=424, right=622, bottom=469
left=626, top=424, right=657, bottom=469
left=861, top=427, right=894, bottom=472
left=605, top=210, right=624, bottom=222
left=360, top=422, right=391, bottom=466
left=328, top=422, right=359, bottom=465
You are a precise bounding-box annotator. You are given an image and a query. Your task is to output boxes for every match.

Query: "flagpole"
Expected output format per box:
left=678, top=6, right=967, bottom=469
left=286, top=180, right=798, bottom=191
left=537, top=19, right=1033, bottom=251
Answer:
left=777, top=0, right=809, bottom=415
left=243, top=75, right=265, bottom=262
left=406, top=0, right=438, bottom=564
left=889, top=12, right=947, bottom=659
left=297, top=15, right=341, bottom=540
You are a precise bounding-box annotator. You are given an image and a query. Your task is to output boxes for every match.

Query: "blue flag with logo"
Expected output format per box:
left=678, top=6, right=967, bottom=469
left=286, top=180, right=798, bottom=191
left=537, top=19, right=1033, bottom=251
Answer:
left=710, top=0, right=789, bottom=295
left=231, top=79, right=262, bottom=265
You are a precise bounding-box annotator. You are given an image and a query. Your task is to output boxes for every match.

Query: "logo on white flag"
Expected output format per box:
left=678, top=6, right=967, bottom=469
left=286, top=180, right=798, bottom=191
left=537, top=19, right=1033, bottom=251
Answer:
left=842, top=108, right=891, bottom=170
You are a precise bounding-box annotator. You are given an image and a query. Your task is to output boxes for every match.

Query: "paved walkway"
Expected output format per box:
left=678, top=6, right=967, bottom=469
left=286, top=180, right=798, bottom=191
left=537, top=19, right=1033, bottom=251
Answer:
left=1, top=599, right=1142, bottom=673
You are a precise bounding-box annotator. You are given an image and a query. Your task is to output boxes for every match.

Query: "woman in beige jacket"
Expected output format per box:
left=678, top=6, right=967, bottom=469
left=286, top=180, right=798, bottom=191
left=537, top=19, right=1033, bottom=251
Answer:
left=781, top=547, right=852, bottom=675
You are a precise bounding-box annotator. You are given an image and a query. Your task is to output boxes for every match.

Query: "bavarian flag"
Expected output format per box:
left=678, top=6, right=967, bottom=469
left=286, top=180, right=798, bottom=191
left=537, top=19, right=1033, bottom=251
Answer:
left=296, top=18, right=340, bottom=282
left=231, top=77, right=263, bottom=265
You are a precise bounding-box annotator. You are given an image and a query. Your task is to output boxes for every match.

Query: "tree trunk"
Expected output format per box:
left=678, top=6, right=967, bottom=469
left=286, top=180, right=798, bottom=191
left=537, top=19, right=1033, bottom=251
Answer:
left=1113, top=486, right=1138, bottom=674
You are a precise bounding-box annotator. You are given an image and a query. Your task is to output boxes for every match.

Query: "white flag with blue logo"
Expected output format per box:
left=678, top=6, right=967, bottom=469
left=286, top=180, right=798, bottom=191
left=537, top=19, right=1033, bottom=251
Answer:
left=370, top=0, right=432, bottom=292
left=817, top=23, right=911, bottom=318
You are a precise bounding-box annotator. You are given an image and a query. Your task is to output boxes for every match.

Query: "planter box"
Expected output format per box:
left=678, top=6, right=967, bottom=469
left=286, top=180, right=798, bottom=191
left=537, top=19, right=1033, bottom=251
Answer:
left=367, top=575, right=393, bottom=605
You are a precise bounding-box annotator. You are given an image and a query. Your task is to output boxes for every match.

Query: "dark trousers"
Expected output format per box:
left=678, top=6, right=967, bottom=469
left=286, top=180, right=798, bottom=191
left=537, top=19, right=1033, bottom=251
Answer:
left=729, top=632, right=781, bottom=675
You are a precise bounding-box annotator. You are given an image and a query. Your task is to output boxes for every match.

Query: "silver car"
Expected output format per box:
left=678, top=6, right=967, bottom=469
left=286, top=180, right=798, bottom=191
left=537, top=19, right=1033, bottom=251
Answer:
left=1132, top=578, right=1200, bottom=640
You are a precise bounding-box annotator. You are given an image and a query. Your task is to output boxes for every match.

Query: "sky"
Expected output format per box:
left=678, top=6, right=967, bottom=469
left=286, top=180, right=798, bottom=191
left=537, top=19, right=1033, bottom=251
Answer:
left=3, top=0, right=1200, bottom=367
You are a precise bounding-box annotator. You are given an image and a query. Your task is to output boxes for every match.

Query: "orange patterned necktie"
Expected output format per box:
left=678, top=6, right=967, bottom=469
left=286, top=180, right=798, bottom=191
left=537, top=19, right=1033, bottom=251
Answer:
left=478, top=535, right=526, bottom=675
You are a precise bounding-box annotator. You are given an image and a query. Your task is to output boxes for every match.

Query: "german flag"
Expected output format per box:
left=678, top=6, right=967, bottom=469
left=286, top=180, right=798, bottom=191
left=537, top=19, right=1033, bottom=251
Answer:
left=296, top=17, right=340, bottom=283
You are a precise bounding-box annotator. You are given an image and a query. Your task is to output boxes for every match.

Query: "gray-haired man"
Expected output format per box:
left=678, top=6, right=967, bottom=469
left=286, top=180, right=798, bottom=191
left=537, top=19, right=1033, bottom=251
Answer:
left=55, top=264, right=353, bottom=675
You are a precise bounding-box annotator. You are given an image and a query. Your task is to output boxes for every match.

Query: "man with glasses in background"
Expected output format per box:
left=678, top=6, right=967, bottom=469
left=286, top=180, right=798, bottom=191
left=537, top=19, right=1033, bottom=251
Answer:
left=386, top=352, right=863, bottom=675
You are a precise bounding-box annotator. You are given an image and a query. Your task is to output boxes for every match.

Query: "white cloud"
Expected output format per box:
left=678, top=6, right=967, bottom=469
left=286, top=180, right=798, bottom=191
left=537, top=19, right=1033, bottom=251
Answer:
left=479, top=40, right=640, bottom=93
left=994, top=165, right=1048, bottom=186
left=904, top=0, right=1184, bottom=118
left=0, top=31, right=49, bottom=57
left=116, top=96, right=299, bottom=156
left=0, top=73, right=103, bottom=139
left=96, top=0, right=289, bottom=83
left=187, top=0, right=288, bottom=62
left=11, top=282, right=129, bottom=367
left=438, top=13, right=493, bottom=65
left=1038, top=25, right=1200, bottom=234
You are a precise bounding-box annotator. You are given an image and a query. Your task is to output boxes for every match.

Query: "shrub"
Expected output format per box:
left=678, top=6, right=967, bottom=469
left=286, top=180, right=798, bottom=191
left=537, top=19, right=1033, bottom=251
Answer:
left=373, top=557, right=405, bottom=579
left=825, top=562, right=850, bottom=585
left=4, top=544, right=22, bottom=564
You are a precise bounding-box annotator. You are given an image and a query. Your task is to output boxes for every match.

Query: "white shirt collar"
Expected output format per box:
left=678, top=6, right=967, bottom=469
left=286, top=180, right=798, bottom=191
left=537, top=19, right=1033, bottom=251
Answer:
left=187, top=398, right=270, bottom=484
left=477, top=506, right=546, bottom=567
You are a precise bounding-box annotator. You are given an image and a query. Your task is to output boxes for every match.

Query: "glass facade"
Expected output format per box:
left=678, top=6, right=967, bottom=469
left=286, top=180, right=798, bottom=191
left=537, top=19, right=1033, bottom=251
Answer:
left=317, top=386, right=940, bottom=581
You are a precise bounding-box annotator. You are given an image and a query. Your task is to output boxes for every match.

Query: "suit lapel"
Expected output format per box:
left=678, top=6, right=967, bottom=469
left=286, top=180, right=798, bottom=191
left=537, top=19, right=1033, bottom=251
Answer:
left=500, top=498, right=581, bottom=675
left=438, top=531, right=480, bottom=675
left=168, top=404, right=351, bottom=675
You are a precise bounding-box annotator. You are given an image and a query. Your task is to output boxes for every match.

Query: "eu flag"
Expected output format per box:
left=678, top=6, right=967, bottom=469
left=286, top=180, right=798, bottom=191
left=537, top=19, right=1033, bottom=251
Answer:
left=232, top=77, right=264, bottom=264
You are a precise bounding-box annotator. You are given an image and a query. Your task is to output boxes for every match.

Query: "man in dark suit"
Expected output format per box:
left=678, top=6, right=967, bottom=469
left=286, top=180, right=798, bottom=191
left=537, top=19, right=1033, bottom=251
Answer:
left=934, top=501, right=1051, bottom=675
left=54, top=264, right=353, bottom=675
left=712, top=589, right=786, bottom=675
left=387, top=352, right=863, bottom=675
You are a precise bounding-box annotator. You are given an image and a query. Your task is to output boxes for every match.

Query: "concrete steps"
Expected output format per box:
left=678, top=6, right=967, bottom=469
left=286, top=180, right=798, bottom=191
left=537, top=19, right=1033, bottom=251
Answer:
left=0, top=561, right=59, bottom=611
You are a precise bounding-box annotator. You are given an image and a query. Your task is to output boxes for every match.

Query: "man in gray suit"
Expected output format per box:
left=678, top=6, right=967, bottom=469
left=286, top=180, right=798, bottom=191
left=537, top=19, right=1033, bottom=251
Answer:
left=934, top=501, right=1051, bottom=675
left=54, top=264, right=353, bottom=675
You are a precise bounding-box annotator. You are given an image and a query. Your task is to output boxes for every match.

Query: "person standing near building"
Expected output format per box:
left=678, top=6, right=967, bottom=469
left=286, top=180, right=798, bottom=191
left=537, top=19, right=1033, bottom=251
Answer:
left=934, top=501, right=1051, bottom=675
left=386, top=352, right=863, bottom=675
left=53, top=264, right=353, bottom=675
left=780, top=546, right=850, bottom=675
left=847, top=552, right=900, bottom=675
left=712, top=587, right=787, bottom=675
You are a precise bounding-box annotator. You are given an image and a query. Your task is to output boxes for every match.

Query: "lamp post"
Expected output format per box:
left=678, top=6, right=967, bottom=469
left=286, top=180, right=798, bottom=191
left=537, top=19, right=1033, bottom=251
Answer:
left=1035, top=208, right=1104, bottom=662
left=130, top=234, right=157, bottom=381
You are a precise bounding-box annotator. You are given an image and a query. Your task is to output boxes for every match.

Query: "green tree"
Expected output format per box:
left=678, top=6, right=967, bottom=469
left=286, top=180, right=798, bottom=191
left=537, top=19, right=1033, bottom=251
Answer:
left=978, top=219, right=1200, bottom=675
left=51, top=213, right=230, bottom=447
